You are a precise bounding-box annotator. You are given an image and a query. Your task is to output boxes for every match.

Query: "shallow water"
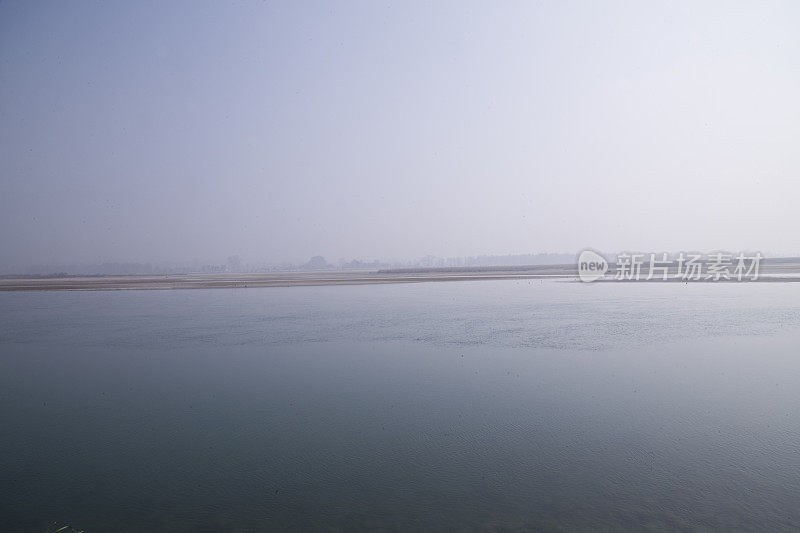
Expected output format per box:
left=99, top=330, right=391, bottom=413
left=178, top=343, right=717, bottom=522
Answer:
left=2, top=280, right=800, bottom=531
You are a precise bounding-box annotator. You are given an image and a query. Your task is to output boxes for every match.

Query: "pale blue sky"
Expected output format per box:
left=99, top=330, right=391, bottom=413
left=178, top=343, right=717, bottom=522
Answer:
left=1, top=1, right=799, bottom=269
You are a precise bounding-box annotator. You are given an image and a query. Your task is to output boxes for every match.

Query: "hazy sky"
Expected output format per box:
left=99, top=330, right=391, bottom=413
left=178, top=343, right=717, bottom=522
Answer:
left=1, top=1, right=799, bottom=269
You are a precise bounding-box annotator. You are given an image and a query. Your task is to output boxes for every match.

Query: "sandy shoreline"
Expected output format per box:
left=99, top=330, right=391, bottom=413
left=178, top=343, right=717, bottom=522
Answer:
left=0, top=269, right=576, bottom=291
left=3, top=264, right=800, bottom=292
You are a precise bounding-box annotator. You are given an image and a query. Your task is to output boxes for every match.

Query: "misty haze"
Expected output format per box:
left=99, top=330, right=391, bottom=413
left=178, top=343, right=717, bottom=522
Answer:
left=2, top=1, right=800, bottom=532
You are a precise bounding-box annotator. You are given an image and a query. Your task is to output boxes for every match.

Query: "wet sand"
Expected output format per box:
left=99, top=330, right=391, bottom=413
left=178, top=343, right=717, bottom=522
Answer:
left=2, top=261, right=800, bottom=291
left=0, top=268, right=575, bottom=291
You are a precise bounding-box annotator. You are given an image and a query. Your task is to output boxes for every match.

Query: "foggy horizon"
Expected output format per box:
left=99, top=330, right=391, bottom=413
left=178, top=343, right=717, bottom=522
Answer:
left=5, top=3, right=800, bottom=531
left=2, top=1, right=799, bottom=272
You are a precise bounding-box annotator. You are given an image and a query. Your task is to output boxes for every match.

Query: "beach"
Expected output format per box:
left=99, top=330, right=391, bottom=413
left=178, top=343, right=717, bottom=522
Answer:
left=3, top=259, right=800, bottom=291
left=0, top=267, right=576, bottom=291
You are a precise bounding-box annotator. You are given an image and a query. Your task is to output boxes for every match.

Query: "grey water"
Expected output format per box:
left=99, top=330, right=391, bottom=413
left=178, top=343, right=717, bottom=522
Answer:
left=2, top=280, right=800, bottom=531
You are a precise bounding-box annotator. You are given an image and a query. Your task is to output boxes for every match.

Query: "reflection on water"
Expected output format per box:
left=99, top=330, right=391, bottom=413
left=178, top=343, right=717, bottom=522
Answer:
left=2, top=280, right=800, bottom=531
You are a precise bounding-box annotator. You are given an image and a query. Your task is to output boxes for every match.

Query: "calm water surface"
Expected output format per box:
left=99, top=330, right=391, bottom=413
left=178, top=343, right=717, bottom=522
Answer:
left=2, top=280, right=800, bottom=531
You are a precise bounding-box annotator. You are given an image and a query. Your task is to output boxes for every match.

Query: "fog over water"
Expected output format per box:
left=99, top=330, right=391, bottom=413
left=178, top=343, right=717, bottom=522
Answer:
left=1, top=1, right=799, bottom=271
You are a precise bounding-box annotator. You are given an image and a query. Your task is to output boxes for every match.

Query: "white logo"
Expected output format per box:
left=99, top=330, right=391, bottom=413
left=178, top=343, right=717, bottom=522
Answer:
left=578, top=249, right=608, bottom=282
left=576, top=249, right=762, bottom=282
